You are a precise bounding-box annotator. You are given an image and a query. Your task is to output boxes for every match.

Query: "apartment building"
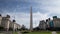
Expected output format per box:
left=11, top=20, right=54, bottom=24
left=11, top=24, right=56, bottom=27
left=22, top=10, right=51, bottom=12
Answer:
left=53, top=16, right=60, bottom=28
left=39, top=20, right=46, bottom=30
left=0, top=14, right=21, bottom=31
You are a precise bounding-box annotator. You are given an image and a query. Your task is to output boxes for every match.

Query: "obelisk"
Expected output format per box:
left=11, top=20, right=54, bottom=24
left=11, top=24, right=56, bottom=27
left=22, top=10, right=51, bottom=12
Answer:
left=30, top=6, right=33, bottom=31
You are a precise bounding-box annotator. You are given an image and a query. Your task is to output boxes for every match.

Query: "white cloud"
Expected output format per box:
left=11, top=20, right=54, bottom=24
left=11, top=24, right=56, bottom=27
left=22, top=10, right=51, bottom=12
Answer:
left=2, top=0, right=60, bottom=28
left=33, top=0, right=60, bottom=16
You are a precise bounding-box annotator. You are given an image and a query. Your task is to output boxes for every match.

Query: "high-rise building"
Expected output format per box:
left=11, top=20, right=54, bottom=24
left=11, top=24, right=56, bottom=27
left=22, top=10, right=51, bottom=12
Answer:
left=39, top=20, right=46, bottom=30
left=30, top=6, right=33, bottom=31
left=53, top=16, right=60, bottom=28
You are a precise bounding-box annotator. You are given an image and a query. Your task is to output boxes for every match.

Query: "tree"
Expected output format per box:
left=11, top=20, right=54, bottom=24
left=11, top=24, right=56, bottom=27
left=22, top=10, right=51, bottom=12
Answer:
left=33, top=27, right=40, bottom=31
left=20, top=25, right=28, bottom=31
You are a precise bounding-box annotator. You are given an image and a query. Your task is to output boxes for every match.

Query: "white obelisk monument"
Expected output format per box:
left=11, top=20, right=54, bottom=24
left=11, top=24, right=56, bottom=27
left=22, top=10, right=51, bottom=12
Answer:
left=30, top=6, right=33, bottom=31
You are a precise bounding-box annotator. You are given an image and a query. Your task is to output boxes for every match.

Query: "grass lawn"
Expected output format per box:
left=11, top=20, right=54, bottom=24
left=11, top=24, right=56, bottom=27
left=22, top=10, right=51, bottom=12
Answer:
left=13, top=32, right=18, bottom=34
left=57, top=31, right=60, bottom=34
left=24, top=31, right=60, bottom=34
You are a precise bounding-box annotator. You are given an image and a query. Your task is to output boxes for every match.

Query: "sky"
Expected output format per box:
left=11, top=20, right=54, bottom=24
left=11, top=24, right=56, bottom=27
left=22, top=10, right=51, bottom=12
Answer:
left=0, top=0, right=60, bottom=28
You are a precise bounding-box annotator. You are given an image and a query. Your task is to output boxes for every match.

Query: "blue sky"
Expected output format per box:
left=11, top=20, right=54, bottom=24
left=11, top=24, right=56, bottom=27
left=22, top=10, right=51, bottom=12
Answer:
left=0, top=0, right=60, bottom=28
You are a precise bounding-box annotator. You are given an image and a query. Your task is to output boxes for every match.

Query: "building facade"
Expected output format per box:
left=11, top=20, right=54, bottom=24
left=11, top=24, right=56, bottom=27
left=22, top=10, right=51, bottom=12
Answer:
left=0, top=14, right=2, bottom=26
left=53, top=16, right=60, bottom=28
left=1, top=15, right=10, bottom=31
left=0, top=14, right=21, bottom=31
left=9, top=20, right=21, bottom=31
left=39, top=20, right=46, bottom=30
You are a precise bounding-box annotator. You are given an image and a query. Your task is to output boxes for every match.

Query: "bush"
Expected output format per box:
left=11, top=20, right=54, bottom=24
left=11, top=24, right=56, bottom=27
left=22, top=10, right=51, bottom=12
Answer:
left=0, top=26, right=4, bottom=31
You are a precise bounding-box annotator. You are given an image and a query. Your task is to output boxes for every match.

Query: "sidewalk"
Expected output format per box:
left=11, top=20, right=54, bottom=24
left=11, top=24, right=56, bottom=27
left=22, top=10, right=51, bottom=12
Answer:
left=0, top=31, right=22, bottom=34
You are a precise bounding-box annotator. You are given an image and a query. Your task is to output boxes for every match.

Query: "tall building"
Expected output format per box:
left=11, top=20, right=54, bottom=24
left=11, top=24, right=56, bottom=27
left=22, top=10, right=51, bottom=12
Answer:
left=39, top=20, right=46, bottom=30
left=30, top=6, right=33, bottom=31
left=53, top=16, right=60, bottom=28
left=1, top=15, right=10, bottom=31
left=46, top=18, right=51, bottom=28
left=0, top=14, right=2, bottom=25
